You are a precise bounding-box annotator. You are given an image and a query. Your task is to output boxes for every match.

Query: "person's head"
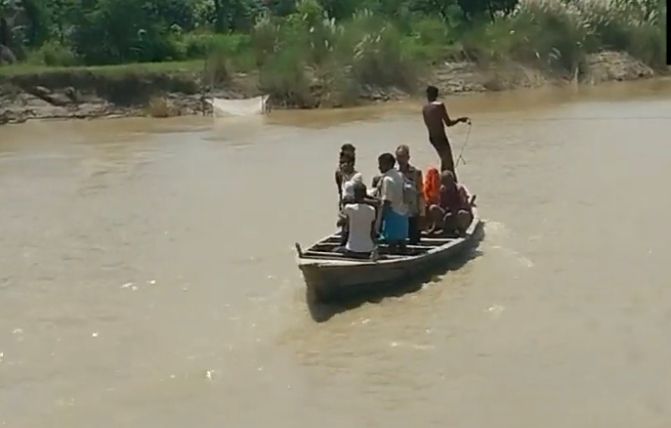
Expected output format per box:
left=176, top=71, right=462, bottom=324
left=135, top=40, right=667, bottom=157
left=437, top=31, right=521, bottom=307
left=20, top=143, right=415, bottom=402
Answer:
left=423, top=167, right=441, bottom=204
left=340, top=143, right=355, bottom=158
left=339, top=152, right=355, bottom=174
left=378, top=153, right=396, bottom=173
left=352, top=181, right=367, bottom=202
left=440, top=170, right=456, bottom=188
left=426, top=85, right=439, bottom=102
left=395, top=144, right=410, bottom=167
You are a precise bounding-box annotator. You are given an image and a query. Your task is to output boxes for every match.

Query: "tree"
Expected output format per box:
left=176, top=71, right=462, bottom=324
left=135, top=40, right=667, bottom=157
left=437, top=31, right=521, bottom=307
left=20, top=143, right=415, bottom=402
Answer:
left=47, top=0, right=75, bottom=43
left=70, top=0, right=176, bottom=64
left=457, top=0, right=518, bottom=21
left=319, top=0, right=356, bottom=20
left=405, top=0, right=462, bottom=24
left=265, top=0, right=296, bottom=17
left=213, top=0, right=264, bottom=32
left=147, top=0, right=198, bottom=31
left=21, top=0, right=50, bottom=46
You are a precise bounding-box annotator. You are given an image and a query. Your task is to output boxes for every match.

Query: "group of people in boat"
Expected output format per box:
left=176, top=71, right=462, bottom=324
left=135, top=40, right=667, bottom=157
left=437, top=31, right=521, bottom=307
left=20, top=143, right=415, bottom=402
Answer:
left=334, top=85, right=475, bottom=259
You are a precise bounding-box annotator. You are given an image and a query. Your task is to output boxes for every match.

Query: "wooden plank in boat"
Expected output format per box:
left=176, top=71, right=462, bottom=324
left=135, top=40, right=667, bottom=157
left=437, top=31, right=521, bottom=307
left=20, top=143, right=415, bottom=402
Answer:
left=312, top=243, right=434, bottom=251
left=303, top=250, right=406, bottom=260
left=322, top=236, right=455, bottom=244
left=419, top=237, right=458, bottom=243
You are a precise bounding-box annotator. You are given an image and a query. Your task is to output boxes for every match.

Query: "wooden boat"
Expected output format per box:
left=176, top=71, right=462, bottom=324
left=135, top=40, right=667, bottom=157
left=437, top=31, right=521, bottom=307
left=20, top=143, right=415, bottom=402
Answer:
left=295, top=206, right=482, bottom=302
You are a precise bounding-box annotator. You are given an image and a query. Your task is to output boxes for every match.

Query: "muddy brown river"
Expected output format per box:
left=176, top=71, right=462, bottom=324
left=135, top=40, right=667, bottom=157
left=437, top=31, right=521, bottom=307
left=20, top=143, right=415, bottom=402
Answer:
left=1, top=79, right=671, bottom=427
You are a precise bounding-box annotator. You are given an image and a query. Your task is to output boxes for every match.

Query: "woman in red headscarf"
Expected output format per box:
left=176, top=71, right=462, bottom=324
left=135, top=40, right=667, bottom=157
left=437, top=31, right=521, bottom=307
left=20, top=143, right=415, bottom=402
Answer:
left=423, top=167, right=441, bottom=207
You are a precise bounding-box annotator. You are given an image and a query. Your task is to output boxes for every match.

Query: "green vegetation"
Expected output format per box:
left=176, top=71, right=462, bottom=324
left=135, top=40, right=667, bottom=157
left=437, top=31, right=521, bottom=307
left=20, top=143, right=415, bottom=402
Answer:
left=0, top=0, right=666, bottom=107
left=0, top=60, right=204, bottom=77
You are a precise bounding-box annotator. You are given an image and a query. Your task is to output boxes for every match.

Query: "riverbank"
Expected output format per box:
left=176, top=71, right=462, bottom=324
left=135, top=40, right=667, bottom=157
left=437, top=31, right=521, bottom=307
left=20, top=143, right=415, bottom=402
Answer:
left=0, top=51, right=661, bottom=125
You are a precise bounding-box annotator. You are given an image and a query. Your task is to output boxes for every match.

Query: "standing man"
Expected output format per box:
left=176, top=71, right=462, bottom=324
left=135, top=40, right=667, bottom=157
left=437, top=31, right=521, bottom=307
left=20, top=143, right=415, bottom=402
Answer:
left=376, top=153, right=409, bottom=251
left=395, top=144, right=424, bottom=244
left=422, top=85, right=470, bottom=180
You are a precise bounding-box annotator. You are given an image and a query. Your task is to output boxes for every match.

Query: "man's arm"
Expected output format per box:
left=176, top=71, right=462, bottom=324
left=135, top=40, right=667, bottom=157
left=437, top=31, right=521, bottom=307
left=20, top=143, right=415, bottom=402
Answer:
left=375, top=200, right=391, bottom=234
left=335, top=170, right=343, bottom=207
left=441, top=103, right=469, bottom=127
left=369, top=208, right=378, bottom=242
left=415, top=169, right=425, bottom=214
left=415, top=169, right=423, bottom=192
left=335, top=170, right=343, bottom=194
left=337, top=212, right=347, bottom=227
left=459, top=185, right=476, bottom=207
left=374, top=177, right=390, bottom=233
left=337, top=206, right=350, bottom=227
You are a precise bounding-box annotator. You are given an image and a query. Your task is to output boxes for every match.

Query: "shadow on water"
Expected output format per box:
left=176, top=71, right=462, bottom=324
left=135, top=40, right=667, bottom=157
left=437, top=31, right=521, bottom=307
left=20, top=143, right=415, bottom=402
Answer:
left=307, top=226, right=486, bottom=323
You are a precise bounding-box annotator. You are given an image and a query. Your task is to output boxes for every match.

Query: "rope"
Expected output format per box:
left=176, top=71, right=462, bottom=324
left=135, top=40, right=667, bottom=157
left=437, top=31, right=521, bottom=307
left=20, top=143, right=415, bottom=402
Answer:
left=465, top=116, right=671, bottom=124
left=455, top=122, right=472, bottom=168
left=447, top=114, right=669, bottom=168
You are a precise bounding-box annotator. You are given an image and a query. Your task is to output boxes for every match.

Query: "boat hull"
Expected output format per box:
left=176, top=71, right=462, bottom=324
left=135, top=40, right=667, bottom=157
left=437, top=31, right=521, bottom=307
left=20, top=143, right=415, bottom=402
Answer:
left=297, top=209, right=483, bottom=302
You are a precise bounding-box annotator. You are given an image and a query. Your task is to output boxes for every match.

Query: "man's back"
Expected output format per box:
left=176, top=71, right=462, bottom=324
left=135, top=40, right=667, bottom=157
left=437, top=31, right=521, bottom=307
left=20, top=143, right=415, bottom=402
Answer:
left=381, top=168, right=408, bottom=216
left=343, top=203, right=376, bottom=253
left=423, top=102, right=446, bottom=139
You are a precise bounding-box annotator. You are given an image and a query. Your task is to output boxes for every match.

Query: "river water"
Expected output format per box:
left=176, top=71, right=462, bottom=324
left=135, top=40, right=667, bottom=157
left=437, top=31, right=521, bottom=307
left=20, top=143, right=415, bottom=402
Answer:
left=1, top=79, right=671, bottom=427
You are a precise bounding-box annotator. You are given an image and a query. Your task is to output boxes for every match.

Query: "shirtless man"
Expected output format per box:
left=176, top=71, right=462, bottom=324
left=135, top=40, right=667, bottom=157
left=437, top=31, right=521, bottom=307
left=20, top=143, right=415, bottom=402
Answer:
left=422, top=85, right=470, bottom=180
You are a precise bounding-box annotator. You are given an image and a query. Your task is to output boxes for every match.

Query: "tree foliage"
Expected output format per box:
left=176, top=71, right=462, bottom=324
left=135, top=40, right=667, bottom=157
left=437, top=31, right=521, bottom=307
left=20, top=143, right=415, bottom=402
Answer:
left=457, top=0, right=518, bottom=20
left=0, top=0, right=667, bottom=69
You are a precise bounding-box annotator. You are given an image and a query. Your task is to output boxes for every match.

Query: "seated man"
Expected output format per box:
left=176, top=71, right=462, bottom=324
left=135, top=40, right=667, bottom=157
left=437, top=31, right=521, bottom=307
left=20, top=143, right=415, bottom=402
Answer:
left=336, top=182, right=377, bottom=258
left=426, top=171, right=474, bottom=237
left=339, top=168, right=379, bottom=247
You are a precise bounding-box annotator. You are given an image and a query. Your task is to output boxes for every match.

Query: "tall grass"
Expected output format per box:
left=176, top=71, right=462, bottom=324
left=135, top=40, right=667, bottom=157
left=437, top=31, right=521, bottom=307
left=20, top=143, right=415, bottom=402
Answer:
left=251, top=6, right=419, bottom=106
left=463, top=0, right=597, bottom=73
left=463, top=0, right=666, bottom=72
left=26, top=41, right=79, bottom=66
left=579, top=0, right=666, bottom=68
left=249, top=0, right=666, bottom=106
left=6, top=0, right=666, bottom=108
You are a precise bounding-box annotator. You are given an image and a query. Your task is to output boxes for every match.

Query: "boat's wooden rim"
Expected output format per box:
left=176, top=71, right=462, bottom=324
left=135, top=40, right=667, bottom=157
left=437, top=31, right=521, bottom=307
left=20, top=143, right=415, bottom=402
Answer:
left=296, top=207, right=480, bottom=268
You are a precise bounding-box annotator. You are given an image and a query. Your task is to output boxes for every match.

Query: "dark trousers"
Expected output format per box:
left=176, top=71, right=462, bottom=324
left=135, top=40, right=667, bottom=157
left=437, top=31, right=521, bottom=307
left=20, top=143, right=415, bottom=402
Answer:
left=339, top=225, right=348, bottom=245
left=429, top=136, right=457, bottom=181
left=408, top=216, right=421, bottom=244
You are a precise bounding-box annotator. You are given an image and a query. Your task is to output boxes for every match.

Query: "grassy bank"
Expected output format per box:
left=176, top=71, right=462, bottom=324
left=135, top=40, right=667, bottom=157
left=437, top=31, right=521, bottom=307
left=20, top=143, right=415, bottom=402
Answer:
left=0, top=60, right=204, bottom=78
left=0, top=0, right=666, bottom=109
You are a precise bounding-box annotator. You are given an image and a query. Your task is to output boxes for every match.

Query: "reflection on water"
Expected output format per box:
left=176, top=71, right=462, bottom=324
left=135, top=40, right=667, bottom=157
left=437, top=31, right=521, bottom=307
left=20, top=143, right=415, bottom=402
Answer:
left=1, top=78, right=671, bottom=428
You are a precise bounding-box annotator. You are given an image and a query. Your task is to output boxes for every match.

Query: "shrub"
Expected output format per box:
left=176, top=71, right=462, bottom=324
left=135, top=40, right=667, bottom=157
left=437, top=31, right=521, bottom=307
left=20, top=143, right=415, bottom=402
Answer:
left=251, top=13, right=282, bottom=66
left=462, top=0, right=598, bottom=72
left=203, top=51, right=231, bottom=85
left=520, top=0, right=596, bottom=71
left=183, top=32, right=254, bottom=70
left=336, top=11, right=416, bottom=88
left=579, top=0, right=666, bottom=68
left=461, top=18, right=523, bottom=63
left=69, top=0, right=187, bottom=64
left=147, top=96, right=174, bottom=117
left=27, top=41, right=79, bottom=66
left=624, top=22, right=666, bottom=68
left=258, top=46, right=314, bottom=107
left=401, top=16, right=454, bottom=63
left=183, top=33, right=251, bottom=58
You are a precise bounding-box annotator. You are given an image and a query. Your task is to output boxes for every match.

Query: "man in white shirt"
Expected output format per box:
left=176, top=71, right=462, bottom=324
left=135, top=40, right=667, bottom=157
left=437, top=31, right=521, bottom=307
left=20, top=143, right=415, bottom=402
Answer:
left=376, top=153, right=409, bottom=250
left=337, top=152, right=363, bottom=209
left=337, top=182, right=377, bottom=258
left=395, top=144, right=424, bottom=244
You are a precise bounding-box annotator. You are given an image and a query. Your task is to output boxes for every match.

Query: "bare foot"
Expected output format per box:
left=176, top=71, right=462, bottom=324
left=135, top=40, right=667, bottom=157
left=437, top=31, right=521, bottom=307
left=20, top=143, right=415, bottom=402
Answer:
left=426, top=223, right=441, bottom=236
